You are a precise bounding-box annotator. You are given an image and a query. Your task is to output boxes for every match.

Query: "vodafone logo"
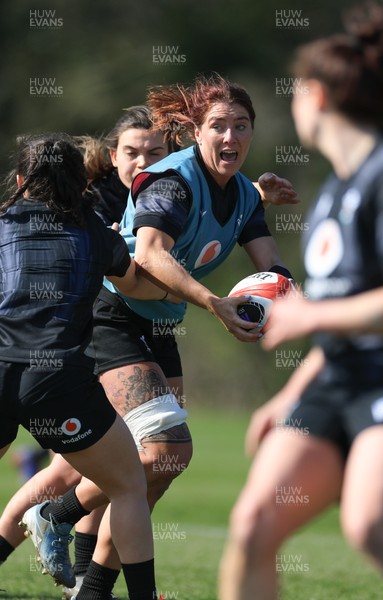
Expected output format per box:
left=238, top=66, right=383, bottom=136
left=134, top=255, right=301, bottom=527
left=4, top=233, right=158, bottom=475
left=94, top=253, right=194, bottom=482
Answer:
left=61, top=418, right=81, bottom=436
left=194, top=240, right=222, bottom=269
left=304, top=218, right=343, bottom=278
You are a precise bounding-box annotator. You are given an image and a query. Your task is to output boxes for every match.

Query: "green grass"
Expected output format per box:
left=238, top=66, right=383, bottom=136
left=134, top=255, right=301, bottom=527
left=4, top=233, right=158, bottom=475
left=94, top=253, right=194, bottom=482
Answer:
left=0, top=410, right=382, bottom=599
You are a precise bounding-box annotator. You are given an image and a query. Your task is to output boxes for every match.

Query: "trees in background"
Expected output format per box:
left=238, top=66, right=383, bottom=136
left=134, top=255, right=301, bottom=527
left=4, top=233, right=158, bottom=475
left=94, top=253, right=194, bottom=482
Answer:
left=0, top=0, right=352, bottom=407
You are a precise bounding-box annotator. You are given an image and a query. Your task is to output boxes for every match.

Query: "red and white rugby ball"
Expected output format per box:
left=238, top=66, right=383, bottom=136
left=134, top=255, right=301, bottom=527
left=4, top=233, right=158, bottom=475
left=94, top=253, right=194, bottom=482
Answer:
left=228, top=271, right=292, bottom=332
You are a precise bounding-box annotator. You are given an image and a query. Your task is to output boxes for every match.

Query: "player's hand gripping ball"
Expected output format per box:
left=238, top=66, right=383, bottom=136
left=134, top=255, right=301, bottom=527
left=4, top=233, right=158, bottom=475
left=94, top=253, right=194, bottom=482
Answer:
left=228, top=271, right=292, bottom=333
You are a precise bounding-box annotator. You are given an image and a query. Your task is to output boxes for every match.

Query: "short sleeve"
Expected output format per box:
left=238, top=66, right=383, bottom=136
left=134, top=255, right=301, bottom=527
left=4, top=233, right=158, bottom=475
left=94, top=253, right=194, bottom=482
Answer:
left=105, top=228, right=131, bottom=277
left=132, top=174, right=192, bottom=241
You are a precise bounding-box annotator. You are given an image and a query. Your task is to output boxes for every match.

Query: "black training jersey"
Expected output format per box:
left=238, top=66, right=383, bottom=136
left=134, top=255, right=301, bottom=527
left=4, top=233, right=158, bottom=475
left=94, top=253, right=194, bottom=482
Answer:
left=303, top=141, right=383, bottom=364
left=89, top=170, right=129, bottom=226
left=0, top=199, right=131, bottom=365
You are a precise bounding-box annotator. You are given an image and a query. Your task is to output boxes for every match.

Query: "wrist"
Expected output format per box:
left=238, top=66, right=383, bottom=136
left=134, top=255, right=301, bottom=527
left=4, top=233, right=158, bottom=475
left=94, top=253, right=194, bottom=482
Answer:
left=269, top=264, right=294, bottom=281
left=204, top=293, right=222, bottom=314
left=301, top=300, right=322, bottom=335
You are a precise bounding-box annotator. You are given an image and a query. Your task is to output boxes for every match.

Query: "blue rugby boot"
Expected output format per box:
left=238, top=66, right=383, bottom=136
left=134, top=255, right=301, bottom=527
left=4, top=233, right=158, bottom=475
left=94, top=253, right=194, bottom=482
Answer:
left=19, top=501, right=75, bottom=588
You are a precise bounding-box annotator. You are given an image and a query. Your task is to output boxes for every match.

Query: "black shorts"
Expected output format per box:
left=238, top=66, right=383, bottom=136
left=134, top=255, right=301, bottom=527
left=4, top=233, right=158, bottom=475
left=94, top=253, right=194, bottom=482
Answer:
left=283, top=362, right=383, bottom=457
left=91, top=287, right=183, bottom=379
left=0, top=361, right=117, bottom=454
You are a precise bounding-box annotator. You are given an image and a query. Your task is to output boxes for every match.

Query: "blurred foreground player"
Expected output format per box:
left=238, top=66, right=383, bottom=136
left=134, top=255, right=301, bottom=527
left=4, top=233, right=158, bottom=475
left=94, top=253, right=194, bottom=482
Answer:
left=219, top=3, right=383, bottom=599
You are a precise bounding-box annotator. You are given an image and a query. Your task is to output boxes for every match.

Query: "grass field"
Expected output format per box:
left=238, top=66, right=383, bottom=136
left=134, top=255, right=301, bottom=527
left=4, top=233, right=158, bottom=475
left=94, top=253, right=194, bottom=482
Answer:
left=0, top=409, right=382, bottom=599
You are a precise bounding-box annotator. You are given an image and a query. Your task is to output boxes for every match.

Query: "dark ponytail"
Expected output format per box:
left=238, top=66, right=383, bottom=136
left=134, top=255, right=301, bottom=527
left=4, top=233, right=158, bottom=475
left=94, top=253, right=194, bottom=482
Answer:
left=2, top=133, right=89, bottom=225
left=291, top=1, right=383, bottom=128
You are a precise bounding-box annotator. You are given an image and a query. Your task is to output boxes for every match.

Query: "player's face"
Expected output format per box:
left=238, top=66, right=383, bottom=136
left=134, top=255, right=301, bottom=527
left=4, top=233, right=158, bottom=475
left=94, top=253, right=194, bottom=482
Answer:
left=194, top=102, right=253, bottom=188
left=291, top=80, right=322, bottom=148
left=110, top=128, right=169, bottom=188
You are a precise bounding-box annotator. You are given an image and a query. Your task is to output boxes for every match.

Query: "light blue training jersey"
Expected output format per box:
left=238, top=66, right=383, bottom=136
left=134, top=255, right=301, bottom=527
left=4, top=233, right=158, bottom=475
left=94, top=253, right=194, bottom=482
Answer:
left=104, top=145, right=262, bottom=322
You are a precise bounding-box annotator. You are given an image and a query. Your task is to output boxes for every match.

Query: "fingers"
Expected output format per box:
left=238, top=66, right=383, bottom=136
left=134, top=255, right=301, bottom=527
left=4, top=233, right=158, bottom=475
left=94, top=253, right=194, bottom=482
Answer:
left=213, top=295, right=265, bottom=342
left=258, top=172, right=291, bottom=190
left=258, top=172, right=276, bottom=187
left=228, top=295, right=263, bottom=330
left=260, top=294, right=312, bottom=350
left=258, top=172, right=300, bottom=205
left=278, top=193, right=300, bottom=205
left=229, top=324, right=264, bottom=343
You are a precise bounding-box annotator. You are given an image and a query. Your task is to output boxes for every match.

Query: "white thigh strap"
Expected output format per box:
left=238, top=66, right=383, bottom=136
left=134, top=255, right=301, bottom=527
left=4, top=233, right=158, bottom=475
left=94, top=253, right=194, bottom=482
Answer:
left=123, top=394, right=188, bottom=450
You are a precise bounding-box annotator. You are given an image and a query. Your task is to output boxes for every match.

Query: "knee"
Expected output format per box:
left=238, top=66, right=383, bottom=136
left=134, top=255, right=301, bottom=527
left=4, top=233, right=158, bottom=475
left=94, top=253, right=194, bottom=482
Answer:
left=149, top=444, right=192, bottom=483
left=50, top=456, right=82, bottom=489
left=228, top=497, right=285, bottom=562
left=342, top=514, right=383, bottom=558
left=143, top=443, right=193, bottom=508
left=229, top=501, right=263, bottom=554
left=59, top=466, right=82, bottom=489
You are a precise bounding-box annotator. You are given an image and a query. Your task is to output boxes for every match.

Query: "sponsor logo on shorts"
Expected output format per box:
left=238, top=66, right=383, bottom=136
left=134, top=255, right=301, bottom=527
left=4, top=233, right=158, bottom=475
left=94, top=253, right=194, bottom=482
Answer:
left=60, top=418, right=93, bottom=445
left=61, top=429, right=93, bottom=445
left=28, top=417, right=93, bottom=443
left=61, top=418, right=81, bottom=436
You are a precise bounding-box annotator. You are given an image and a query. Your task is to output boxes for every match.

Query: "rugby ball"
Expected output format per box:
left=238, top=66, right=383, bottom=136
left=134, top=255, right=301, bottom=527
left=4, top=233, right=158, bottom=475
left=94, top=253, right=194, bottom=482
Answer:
left=228, top=271, right=291, bottom=332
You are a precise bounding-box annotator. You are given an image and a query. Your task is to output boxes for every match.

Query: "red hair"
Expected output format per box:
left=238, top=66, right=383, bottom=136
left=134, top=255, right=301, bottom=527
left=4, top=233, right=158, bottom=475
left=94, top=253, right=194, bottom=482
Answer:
left=147, top=73, right=256, bottom=146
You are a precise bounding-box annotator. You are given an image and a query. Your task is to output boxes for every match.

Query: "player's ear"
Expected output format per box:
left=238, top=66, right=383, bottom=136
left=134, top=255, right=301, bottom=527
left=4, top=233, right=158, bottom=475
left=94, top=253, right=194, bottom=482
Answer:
left=194, top=127, right=202, bottom=146
left=16, top=174, right=25, bottom=189
left=109, top=148, right=118, bottom=166
left=308, top=79, right=328, bottom=111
